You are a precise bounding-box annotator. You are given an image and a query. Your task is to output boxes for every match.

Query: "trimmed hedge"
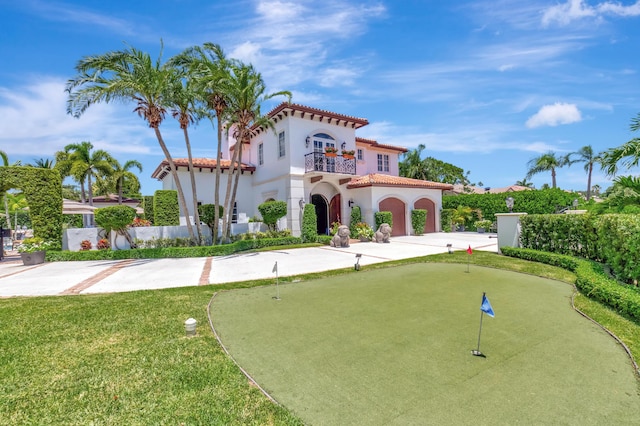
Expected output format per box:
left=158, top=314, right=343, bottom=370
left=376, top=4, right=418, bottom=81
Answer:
left=349, top=206, right=362, bottom=236
left=519, top=214, right=600, bottom=260
left=502, top=247, right=640, bottom=322
left=46, top=237, right=304, bottom=261
left=597, top=214, right=640, bottom=285
left=142, top=195, right=154, bottom=224
left=154, top=190, right=179, bottom=226
left=301, top=203, right=318, bottom=243
left=375, top=211, right=393, bottom=230
left=258, top=200, right=288, bottom=231
left=0, top=166, right=62, bottom=245
left=411, top=209, right=427, bottom=235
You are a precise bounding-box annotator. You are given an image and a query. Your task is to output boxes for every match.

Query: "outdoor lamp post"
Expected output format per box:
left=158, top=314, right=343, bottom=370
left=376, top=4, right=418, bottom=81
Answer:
left=573, top=199, right=578, bottom=209
left=506, top=197, right=514, bottom=213
left=447, top=243, right=453, bottom=254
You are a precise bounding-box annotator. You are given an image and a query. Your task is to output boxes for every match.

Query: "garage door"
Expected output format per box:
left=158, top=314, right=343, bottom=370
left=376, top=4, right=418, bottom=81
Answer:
left=379, top=197, right=406, bottom=236
left=414, top=198, right=436, bottom=233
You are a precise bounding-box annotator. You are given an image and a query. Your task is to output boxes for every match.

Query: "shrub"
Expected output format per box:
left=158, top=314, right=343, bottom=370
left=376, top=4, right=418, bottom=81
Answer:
left=301, top=203, right=318, bottom=243
left=411, top=209, right=427, bottom=235
left=130, top=217, right=151, bottom=227
left=258, top=200, right=288, bottom=231
left=18, top=237, right=56, bottom=253
left=474, top=219, right=493, bottom=229
left=330, top=221, right=341, bottom=236
left=354, top=222, right=374, bottom=240
left=154, top=190, right=179, bottom=226
left=198, top=204, right=224, bottom=230
left=95, top=206, right=137, bottom=235
left=80, top=240, right=92, bottom=251
left=375, top=211, right=393, bottom=230
left=97, top=239, right=110, bottom=250
left=349, top=205, right=362, bottom=236
left=441, top=208, right=454, bottom=232
left=142, top=195, right=154, bottom=225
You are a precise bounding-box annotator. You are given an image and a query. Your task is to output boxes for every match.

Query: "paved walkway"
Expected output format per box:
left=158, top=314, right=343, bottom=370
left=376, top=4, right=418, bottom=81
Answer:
left=0, top=232, right=498, bottom=297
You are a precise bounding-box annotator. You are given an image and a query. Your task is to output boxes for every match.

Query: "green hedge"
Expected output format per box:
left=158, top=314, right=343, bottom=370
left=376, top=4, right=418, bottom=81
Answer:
left=154, top=190, right=179, bottom=226
left=301, top=203, right=318, bottom=243
left=258, top=200, right=288, bottom=231
left=142, top=195, right=154, bottom=224
left=0, top=166, right=62, bottom=245
left=501, top=247, right=640, bottom=322
left=198, top=204, right=224, bottom=230
left=597, top=214, right=640, bottom=284
left=375, top=211, right=393, bottom=230
left=46, top=237, right=304, bottom=261
left=519, top=214, right=600, bottom=260
left=411, top=209, right=427, bottom=235
left=349, top=206, right=362, bottom=236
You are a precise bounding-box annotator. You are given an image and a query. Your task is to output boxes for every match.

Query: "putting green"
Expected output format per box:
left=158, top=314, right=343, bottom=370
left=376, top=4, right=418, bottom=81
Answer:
left=211, top=264, right=640, bottom=425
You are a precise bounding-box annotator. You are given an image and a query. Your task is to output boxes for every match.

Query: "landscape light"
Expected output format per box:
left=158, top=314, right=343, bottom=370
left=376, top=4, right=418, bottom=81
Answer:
left=447, top=243, right=453, bottom=254
left=506, top=197, right=514, bottom=213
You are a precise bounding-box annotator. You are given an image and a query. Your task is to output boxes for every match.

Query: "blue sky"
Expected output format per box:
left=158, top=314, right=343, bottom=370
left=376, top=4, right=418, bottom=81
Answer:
left=2, top=0, right=640, bottom=195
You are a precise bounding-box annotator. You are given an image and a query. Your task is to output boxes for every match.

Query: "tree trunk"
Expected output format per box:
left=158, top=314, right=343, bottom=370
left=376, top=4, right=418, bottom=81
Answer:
left=3, top=194, right=11, bottom=229
left=226, top=134, right=245, bottom=239
left=183, top=127, right=203, bottom=244
left=213, top=116, right=223, bottom=245
left=586, top=163, right=593, bottom=201
left=118, top=178, right=123, bottom=204
left=221, top=129, right=242, bottom=243
left=551, top=168, right=557, bottom=188
left=153, top=127, right=196, bottom=244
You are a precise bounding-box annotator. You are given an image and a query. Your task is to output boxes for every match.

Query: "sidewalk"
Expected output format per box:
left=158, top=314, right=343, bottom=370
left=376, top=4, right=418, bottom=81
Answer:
left=0, top=232, right=498, bottom=297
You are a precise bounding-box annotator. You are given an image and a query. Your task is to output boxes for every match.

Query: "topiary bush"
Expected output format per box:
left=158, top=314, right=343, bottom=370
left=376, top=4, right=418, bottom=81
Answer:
left=411, top=209, right=427, bottom=235
left=349, top=205, right=362, bottom=236
left=154, top=190, right=179, bottom=226
left=301, top=203, right=318, bottom=243
left=142, top=195, right=154, bottom=225
left=198, top=204, right=224, bottom=230
left=375, top=211, right=393, bottom=230
left=258, top=200, right=288, bottom=231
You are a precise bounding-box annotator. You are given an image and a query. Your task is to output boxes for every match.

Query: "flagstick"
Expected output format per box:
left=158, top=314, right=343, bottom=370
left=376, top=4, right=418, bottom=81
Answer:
left=273, top=261, right=280, bottom=300
left=472, top=292, right=486, bottom=357
left=466, top=254, right=470, bottom=273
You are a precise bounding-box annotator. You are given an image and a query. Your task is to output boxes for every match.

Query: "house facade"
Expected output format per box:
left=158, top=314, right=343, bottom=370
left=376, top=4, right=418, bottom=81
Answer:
left=151, top=103, right=453, bottom=237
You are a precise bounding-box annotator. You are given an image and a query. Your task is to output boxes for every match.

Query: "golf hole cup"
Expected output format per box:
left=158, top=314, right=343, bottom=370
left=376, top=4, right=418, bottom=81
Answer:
left=185, top=317, right=197, bottom=337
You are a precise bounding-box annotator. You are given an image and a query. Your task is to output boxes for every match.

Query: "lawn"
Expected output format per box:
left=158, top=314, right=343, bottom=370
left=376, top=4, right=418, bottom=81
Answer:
left=1, top=251, right=639, bottom=425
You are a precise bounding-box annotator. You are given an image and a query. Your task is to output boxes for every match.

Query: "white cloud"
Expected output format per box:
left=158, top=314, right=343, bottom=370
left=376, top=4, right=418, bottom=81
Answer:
left=542, top=0, right=640, bottom=27
left=525, top=102, right=583, bottom=128
left=0, top=77, right=154, bottom=157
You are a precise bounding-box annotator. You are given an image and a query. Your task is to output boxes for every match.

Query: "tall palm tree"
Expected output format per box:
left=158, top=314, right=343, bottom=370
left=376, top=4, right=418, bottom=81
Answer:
left=62, top=141, right=113, bottom=207
left=66, top=42, right=197, bottom=243
left=110, top=159, right=143, bottom=204
left=218, top=63, right=291, bottom=242
left=525, top=151, right=568, bottom=189
left=601, top=112, right=640, bottom=176
left=566, top=145, right=602, bottom=201
left=27, top=158, right=54, bottom=168
left=399, top=144, right=428, bottom=180
left=172, top=42, right=231, bottom=244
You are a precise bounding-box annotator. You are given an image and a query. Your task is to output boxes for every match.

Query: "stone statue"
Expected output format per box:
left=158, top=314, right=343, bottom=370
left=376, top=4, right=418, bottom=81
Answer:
left=373, top=223, right=392, bottom=243
left=330, top=225, right=351, bottom=248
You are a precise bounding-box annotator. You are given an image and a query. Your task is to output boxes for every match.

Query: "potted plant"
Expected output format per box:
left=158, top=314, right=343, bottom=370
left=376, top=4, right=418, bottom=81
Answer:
left=18, top=237, right=54, bottom=265
left=324, top=146, right=338, bottom=157
left=474, top=219, right=493, bottom=233
left=451, top=205, right=473, bottom=231
left=342, top=149, right=355, bottom=159
left=354, top=222, right=374, bottom=242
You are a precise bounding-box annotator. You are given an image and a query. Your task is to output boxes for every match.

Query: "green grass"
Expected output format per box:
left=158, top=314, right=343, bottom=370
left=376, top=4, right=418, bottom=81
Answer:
left=1, top=250, right=639, bottom=424
left=212, top=262, right=640, bottom=425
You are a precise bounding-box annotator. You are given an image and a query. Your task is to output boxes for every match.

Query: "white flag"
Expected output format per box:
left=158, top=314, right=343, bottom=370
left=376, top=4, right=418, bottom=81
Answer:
left=272, top=261, right=278, bottom=273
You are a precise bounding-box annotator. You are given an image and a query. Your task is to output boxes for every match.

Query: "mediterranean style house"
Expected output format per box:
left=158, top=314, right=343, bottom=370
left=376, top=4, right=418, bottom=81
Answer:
left=151, top=103, right=453, bottom=237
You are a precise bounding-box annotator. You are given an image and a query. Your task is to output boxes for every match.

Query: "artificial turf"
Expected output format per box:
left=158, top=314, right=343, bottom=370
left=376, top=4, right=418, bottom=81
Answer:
left=211, top=263, right=640, bottom=425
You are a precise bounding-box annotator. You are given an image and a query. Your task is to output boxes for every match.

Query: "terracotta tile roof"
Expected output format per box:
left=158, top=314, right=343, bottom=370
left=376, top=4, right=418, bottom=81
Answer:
left=254, top=103, right=369, bottom=133
left=151, top=158, right=255, bottom=180
left=355, top=136, right=408, bottom=153
left=347, top=173, right=454, bottom=190
left=447, top=184, right=533, bottom=195
left=91, top=194, right=139, bottom=203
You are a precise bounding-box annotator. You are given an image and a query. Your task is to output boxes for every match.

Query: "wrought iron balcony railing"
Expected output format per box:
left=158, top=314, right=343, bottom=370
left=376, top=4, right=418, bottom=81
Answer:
left=304, top=152, right=356, bottom=175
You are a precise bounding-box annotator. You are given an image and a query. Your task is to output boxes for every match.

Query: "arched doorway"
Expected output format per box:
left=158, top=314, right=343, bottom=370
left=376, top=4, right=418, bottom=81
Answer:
left=414, top=198, right=436, bottom=233
left=329, top=194, right=341, bottom=227
left=311, top=194, right=329, bottom=235
left=379, top=197, right=406, bottom=236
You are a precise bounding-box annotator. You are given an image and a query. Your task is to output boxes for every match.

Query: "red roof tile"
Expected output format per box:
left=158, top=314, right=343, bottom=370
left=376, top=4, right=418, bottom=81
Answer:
left=355, top=136, right=408, bottom=153
left=347, top=173, right=453, bottom=190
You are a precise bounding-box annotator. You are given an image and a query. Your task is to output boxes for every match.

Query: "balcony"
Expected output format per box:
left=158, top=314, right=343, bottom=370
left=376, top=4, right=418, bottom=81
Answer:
left=304, top=152, right=356, bottom=175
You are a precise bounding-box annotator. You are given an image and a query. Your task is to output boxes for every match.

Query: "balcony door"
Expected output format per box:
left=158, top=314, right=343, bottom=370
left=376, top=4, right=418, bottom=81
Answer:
left=313, top=133, right=336, bottom=172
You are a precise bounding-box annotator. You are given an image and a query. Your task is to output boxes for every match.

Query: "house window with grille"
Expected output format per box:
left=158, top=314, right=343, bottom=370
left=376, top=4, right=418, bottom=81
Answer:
left=377, top=154, right=390, bottom=172
left=258, top=143, right=264, bottom=165
left=278, top=131, right=285, bottom=158
left=357, top=149, right=363, bottom=161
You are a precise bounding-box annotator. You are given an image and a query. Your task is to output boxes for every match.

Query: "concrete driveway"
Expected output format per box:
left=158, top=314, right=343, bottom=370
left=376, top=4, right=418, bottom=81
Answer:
left=0, top=232, right=497, bottom=297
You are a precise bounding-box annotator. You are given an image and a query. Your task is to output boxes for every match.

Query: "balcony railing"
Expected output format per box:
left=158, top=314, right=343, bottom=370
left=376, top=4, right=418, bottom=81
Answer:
left=304, top=152, right=356, bottom=175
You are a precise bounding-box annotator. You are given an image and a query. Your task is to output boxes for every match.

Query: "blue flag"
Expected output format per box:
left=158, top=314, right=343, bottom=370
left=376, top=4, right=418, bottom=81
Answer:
left=481, top=294, right=495, bottom=317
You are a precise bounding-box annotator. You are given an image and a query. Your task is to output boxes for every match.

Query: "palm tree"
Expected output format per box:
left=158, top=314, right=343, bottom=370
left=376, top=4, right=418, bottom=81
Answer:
left=525, top=151, right=568, bottom=189
left=601, top=112, right=640, bottom=176
left=66, top=42, right=197, bottom=244
left=172, top=42, right=231, bottom=244
left=28, top=158, right=55, bottom=168
left=110, top=159, right=143, bottom=204
left=218, top=63, right=291, bottom=242
left=566, top=145, right=602, bottom=201
left=61, top=141, right=113, bottom=207
left=515, top=178, right=534, bottom=188
left=399, top=144, right=428, bottom=180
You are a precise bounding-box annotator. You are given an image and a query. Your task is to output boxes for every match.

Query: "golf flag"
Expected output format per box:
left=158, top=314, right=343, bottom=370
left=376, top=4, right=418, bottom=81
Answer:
left=272, top=261, right=278, bottom=273
left=467, top=245, right=473, bottom=255
left=481, top=294, right=495, bottom=317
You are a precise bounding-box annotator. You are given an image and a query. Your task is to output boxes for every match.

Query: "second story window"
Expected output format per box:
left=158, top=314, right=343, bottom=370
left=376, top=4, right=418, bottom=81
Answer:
left=258, top=143, right=264, bottom=165
left=278, top=131, right=285, bottom=158
left=357, top=149, right=363, bottom=161
left=377, top=154, right=389, bottom=172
